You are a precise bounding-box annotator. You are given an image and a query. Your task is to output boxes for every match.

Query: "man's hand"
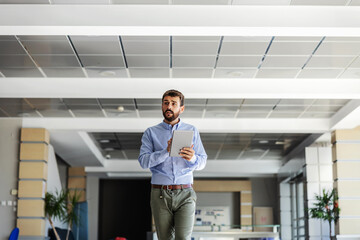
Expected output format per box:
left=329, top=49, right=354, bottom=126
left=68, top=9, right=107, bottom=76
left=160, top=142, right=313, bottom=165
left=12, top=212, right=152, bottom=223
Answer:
left=179, top=144, right=195, bottom=161
left=167, top=138, right=172, bottom=152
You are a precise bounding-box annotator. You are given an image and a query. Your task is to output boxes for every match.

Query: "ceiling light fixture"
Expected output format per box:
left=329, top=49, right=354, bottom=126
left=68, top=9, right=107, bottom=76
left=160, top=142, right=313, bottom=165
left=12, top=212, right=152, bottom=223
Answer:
left=259, top=140, right=269, bottom=144
left=226, top=71, right=243, bottom=77
left=99, top=70, right=116, bottom=77
left=104, top=148, right=114, bottom=151
left=275, top=141, right=285, bottom=145
left=117, top=106, right=125, bottom=112
left=99, top=139, right=110, bottom=143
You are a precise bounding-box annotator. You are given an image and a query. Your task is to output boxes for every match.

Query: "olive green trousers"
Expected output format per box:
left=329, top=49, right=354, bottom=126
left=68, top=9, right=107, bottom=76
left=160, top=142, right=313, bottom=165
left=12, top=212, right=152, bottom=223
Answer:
left=151, top=187, right=197, bottom=240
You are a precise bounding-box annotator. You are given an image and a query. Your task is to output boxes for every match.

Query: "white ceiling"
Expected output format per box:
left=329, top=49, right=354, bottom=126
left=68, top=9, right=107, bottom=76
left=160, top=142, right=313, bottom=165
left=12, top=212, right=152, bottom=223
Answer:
left=1, top=2, right=360, bottom=178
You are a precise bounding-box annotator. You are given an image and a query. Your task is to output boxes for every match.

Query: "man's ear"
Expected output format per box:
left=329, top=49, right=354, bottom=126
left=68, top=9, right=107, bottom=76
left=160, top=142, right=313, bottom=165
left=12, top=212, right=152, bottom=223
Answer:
left=180, top=105, right=185, bottom=114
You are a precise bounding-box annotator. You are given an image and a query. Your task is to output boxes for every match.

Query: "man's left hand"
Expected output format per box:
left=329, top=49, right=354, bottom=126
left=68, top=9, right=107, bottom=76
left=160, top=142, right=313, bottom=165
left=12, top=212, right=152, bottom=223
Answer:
left=179, top=144, right=195, bottom=161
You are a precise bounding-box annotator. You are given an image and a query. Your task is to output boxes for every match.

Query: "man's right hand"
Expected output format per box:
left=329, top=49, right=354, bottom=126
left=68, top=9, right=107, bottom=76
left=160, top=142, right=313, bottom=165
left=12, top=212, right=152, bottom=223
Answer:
left=167, top=138, right=172, bottom=152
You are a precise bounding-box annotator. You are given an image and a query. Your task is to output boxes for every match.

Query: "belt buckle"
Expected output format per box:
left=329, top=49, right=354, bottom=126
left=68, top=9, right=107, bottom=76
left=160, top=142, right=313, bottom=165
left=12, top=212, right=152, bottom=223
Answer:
left=165, top=185, right=171, bottom=190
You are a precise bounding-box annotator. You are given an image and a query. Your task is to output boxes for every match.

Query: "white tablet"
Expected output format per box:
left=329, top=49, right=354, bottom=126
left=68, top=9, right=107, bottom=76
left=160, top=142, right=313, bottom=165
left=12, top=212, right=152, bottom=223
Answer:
left=170, top=130, right=194, bottom=157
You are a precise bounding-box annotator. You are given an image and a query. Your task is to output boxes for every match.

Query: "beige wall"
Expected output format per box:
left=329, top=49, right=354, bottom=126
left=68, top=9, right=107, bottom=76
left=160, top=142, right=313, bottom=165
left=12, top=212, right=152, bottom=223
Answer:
left=0, top=119, right=22, bottom=240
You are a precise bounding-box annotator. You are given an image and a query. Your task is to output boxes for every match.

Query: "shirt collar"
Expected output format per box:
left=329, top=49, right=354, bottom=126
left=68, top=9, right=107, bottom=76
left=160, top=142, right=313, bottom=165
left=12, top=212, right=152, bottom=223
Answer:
left=161, top=118, right=182, bottom=130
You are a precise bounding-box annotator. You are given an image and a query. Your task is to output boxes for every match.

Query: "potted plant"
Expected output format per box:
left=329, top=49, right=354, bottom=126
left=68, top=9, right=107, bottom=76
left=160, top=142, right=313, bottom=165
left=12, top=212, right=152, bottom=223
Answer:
left=45, top=190, right=67, bottom=240
left=64, top=191, right=81, bottom=240
left=308, top=188, right=340, bottom=240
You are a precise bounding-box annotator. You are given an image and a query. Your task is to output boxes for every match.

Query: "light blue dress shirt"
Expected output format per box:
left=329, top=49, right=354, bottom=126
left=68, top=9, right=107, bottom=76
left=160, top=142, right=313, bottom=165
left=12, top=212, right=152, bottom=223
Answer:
left=138, top=119, right=207, bottom=185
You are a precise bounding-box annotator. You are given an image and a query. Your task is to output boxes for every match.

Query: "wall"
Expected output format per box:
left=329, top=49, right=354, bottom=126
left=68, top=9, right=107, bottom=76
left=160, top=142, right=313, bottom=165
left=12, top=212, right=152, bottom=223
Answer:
left=87, top=176, right=99, bottom=240
left=0, top=119, right=22, bottom=240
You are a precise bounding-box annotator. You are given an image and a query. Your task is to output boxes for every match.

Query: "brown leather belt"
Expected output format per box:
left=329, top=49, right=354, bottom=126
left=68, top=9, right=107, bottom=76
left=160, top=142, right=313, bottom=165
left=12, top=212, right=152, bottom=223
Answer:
left=152, top=184, right=192, bottom=190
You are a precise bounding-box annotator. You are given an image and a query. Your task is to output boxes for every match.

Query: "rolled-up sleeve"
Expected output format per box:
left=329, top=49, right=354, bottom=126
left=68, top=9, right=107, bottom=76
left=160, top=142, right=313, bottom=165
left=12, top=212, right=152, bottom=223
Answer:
left=184, top=128, right=207, bottom=170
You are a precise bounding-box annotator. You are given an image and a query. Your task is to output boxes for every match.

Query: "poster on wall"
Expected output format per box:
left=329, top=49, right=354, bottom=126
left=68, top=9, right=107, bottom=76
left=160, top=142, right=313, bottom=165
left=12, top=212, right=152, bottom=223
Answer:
left=193, top=206, right=230, bottom=231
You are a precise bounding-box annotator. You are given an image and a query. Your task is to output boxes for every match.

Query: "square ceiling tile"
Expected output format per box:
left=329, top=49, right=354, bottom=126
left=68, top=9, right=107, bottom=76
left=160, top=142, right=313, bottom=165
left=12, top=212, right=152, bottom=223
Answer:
left=208, top=99, right=243, bottom=105
left=0, top=55, right=36, bottom=68
left=70, top=36, right=122, bottom=54
left=306, top=105, right=342, bottom=112
left=173, top=36, right=221, bottom=41
left=17, top=36, right=67, bottom=41
left=80, top=55, right=125, bottom=68
left=180, top=106, right=204, bottom=118
left=71, top=108, right=105, bottom=118
left=103, top=105, right=138, bottom=118
left=278, top=99, right=314, bottom=105
left=261, top=56, right=308, bottom=68
left=268, top=112, right=301, bottom=118
left=239, top=105, right=273, bottom=112
left=21, top=40, right=74, bottom=54
left=313, top=99, right=349, bottom=106
left=290, top=0, right=347, bottom=5
left=0, top=68, right=43, bottom=77
left=306, top=56, right=354, bottom=68
left=37, top=105, right=73, bottom=118
left=32, top=55, right=80, bottom=68
left=349, top=0, right=360, bottom=5
left=243, top=99, right=280, bottom=105
left=129, top=68, right=169, bottom=78
left=273, top=37, right=322, bottom=42
left=112, top=0, right=169, bottom=3
left=217, top=56, right=262, bottom=68
left=223, top=36, right=272, bottom=42
left=0, top=0, right=49, bottom=3
left=52, top=0, right=109, bottom=3
left=136, top=99, right=162, bottom=105
left=172, top=68, right=213, bottom=78
left=186, top=99, right=207, bottom=106
left=137, top=106, right=162, bottom=118
left=324, top=37, right=360, bottom=42
left=121, top=36, right=169, bottom=41
left=173, top=42, right=219, bottom=55
left=123, top=41, right=169, bottom=55
left=42, top=68, right=86, bottom=77
left=233, top=0, right=291, bottom=5
left=256, top=69, right=299, bottom=78
left=339, top=68, right=360, bottom=78
left=220, top=42, right=269, bottom=55
left=99, top=99, right=135, bottom=105
left=173, top=56, right=216, bottom=68
left=85, top=68, right=128, bottom=78
left=63, top=98, right=99, bottom=105
left=173, top=0, right=229, bottom=4
left=214, top=68, right=257, bottom=78
left=300, top=112, right=334, bottom=118
left=273, top=105, right=308, bottom=112
left=237, top=112, right=268, bottom=118
left=297, top=69, right=343, bottom=78
left=0, top=41, right=26, bottom=54
left=0, top=36, right=17, bottom=41
left=315, top=42, right=360, bottom=56
left=348, top=57, right=360, bottom=68
left=267, top=42, right=319, bottom=55
left=126, top=56, right=169, bottom=68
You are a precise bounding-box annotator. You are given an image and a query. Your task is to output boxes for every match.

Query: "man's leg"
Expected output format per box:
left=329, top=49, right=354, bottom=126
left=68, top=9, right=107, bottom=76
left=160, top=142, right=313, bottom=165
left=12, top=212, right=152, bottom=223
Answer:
left=173, top=188, right=196, bottom=240
left=151, top=188, right=175, bottom=240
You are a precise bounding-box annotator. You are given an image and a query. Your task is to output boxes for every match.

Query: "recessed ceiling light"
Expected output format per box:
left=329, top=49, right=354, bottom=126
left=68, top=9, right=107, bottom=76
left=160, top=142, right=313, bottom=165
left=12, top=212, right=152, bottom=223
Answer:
left=99, top=139, right=110, bottom=143
left=117, top=106, right=125, bottom=112
left=104, top=148, right=114, bottom=151
left=275, top=141, right=285, bottom=145
left=100, top=70, right=116, bottom=77
left=226, top=71, right=243, bottom=77
left=259, top=140, right=269, bottom=144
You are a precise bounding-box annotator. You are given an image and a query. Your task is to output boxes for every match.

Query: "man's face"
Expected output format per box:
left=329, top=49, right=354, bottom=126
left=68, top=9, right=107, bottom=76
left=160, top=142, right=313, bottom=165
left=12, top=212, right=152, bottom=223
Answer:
left=162, top=96, right=184, bottom=122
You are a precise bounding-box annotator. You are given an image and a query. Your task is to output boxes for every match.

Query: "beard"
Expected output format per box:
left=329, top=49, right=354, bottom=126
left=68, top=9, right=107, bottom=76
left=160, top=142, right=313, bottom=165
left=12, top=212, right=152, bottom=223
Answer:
left=163, top=109, right=180, bottom=122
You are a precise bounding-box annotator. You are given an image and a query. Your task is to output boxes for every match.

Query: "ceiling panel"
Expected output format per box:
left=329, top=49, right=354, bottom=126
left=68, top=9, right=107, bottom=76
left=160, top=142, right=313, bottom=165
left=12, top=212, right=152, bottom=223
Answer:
left=173, top=41, right=219, bottom=55
left=300, top=112, right=334, bottom=118
left=305, top=56, right=354, bottom=68
left=256, top=69, right=299, bottom=78
left=32, top=55, right=80, bottom=68
left=85, top=68, right=128, bottom=78
left=273, top=105, right=307, bottom=112
left=220, top=42, right=269, bottom=55
left=349, top=0, right=360, bottom=5
left=315, top=42, right=360, bottom=56
left=277, top=99, right=314, bottom=105
left=273, top=37, right=322, bottom=42
left=112, top=0, right=169, bottom=3
left=239, top=105, right=273, bottom=112
left=21, top=40, right=74, bottom=55
left=0, top=99, right=39, bottom=117
left=0, top=36, right=17, bottom=41
left=123, top=41, right=169, bottom=55
left=173, top=36, right=220, bottom=41
left=339, top=68, right=360, bottom=78
left=17, top=36, right=67, bottom=41
left=70, top=36, right=122, bottom=55
left=0, top=41, right=26, bottom=54
left=0, top=68, right=43, bottom=77
left=129, top=68, right=169, bottom=78
left=136, top=99, right=162, bottom=105
left=0, top=0, right=49, bottom=3
left=173, top=0, right=229, bottom=4
left=217, top=56, right=262, bottom=68
left=103, top=105, right=138, bottom=118
left=70, top=106, right=104, bottom=118
left=180, top=106, right=204, bottom=118
left=232, top=0, right=291, bottom=5
left=42, top=68, right=85, bottom=77
left=172, top=68, right=213, bottom=78
left=0, top=55, right=36, bottom=68
left=290, top=0, right=347, bottom=5
left=126, top=56, right=169, bottom=68
left=267, top=41, right=319, bottom=55
left=312, top=99, right=349, bottom=105
left=214, top=68, right=257, bottom=78
left=243, top=99, right=279, bottom=105
left=80, top=55, right=125, bottom=68
left=121, top=36, right=169, bottom=41
left=261, top=56, right=308, bottom=68
left=172, top=56, right=216, bottom=68
left=37, top=105, right=73, bottom=118
left=52, top=0, right=109, bottom=3
left=306, top=105, right=342, bottom=112
left=207, top=99, right=243, bottom=105
left=348, top=57, right=360, bottom=68
left=297, top=69, right=343, bottom=78
left=63, top=98, right=99, bottom=105
left=237, top=112, right=269, bottom=118
left=223, top=36, right=272, bottom=42
left=99, top=99, right=135, bottom=105
left=137, top=106, right=162, bottom=118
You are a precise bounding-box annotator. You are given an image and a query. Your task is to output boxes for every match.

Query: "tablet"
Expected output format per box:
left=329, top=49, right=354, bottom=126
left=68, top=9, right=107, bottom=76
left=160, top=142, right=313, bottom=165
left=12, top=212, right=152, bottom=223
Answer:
left=170, top=130, right=194, bottom=157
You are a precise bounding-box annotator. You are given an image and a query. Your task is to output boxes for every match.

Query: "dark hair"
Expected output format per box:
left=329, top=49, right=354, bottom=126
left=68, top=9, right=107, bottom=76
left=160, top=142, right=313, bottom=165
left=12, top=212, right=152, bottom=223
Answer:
left=162, top=89, right=185, bottom=106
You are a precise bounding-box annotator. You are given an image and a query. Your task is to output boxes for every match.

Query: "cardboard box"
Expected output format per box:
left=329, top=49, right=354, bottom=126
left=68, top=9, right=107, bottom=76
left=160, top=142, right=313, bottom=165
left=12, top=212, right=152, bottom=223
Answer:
left=253, top=207, right=273, bottom=232
left=21, top=128, right=50, bottom=144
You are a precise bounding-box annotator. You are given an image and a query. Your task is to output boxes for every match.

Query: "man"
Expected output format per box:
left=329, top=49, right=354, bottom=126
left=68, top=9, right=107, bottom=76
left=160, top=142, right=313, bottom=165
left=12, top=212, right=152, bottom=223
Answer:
left=138, top=89, right=207, bottom=240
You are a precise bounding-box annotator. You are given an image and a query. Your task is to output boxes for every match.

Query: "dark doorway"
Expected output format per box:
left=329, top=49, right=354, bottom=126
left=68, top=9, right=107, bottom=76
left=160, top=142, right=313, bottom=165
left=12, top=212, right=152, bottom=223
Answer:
left=99, top=179, right=152, bottom=240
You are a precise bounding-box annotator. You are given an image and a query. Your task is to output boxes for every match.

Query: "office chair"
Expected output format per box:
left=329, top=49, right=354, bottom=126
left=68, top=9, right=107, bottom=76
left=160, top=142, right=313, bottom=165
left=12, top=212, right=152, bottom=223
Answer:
left=9, top=227, right=19, bottom=240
